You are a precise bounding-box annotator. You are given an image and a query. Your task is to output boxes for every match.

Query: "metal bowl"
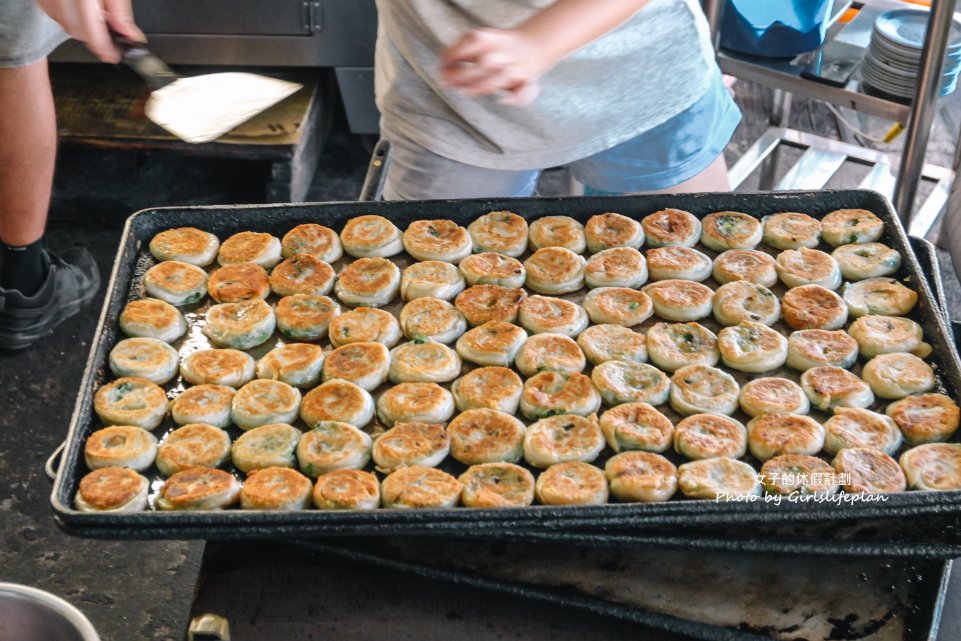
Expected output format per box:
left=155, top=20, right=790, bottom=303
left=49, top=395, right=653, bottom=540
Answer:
left=0, top=583, right=100, bottom=641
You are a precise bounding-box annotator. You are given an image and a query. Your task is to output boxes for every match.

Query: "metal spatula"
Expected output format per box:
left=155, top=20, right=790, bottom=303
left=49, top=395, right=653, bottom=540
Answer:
left=117, top=36, right=302, bottom=143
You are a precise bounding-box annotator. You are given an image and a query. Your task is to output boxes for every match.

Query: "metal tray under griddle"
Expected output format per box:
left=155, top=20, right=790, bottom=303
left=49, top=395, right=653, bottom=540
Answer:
left=193, top=539, right=955, bottom=641
left=49, top=190, right=961, bottom=553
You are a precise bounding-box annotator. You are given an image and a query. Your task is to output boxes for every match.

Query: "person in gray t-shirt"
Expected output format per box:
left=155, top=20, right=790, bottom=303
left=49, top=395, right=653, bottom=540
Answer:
left=375, top=0, right=741, bottom=200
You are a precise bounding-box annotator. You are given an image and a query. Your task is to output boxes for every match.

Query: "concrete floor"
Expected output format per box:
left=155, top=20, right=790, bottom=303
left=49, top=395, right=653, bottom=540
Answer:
left=2, top=76, right=961, bottom=641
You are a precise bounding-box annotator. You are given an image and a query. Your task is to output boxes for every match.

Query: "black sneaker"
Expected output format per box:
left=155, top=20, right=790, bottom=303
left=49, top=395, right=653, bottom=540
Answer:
left=0, top=248, right=100, bottom=351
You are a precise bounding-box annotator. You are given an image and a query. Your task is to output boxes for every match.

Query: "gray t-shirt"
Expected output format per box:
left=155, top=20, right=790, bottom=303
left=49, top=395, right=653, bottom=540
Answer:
left=374, top=0, right=719, bottom=170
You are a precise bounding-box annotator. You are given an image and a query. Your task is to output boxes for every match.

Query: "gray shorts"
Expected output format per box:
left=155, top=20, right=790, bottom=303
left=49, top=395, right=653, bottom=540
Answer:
left=0, top=0, right=68, bottom=68
left=381, top=71, right=740, bottom=200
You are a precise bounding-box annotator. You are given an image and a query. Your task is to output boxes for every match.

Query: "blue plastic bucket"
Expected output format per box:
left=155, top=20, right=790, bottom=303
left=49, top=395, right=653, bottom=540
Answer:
left=720, top=0, right=836, bottom=58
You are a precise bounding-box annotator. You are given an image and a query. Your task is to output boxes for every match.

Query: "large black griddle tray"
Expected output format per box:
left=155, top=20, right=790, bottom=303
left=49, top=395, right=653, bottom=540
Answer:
left=48, top=189, right=961, bottom=556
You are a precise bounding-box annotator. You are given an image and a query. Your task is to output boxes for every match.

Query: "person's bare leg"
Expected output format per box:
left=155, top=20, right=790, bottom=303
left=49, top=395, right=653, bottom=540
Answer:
left=0, top=58, right=56, bottom=246
left=0, top=58, right=100, bottom=351
left=644, top=153, right=731, bottom=195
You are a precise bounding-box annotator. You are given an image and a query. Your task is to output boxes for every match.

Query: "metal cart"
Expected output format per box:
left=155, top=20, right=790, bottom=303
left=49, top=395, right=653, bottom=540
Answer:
left=703, top=0, right=960, bottom=238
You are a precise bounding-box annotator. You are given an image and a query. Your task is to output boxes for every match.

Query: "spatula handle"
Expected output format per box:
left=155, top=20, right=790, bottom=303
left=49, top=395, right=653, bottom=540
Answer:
left=112, top=32, right=179, bottom=92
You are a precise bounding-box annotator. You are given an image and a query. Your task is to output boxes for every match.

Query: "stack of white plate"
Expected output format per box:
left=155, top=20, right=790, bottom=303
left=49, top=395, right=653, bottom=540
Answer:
left=862, top=8, right=961, bottom=99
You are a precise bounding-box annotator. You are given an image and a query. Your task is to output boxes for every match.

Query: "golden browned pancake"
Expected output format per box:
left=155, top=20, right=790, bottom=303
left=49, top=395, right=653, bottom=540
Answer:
left=600, top=402, right=674, bottom=453
left=887, top=393, right=961, bottom=445
left=515, top=333, right=586, bottom=377
left=467, top=211, right=529, bottom=257
left=747, top=414, right=825, bottom=461
left=677, top=458, right=761, bottom=499
left=534, top=460, right=608, bottom=505
left=181, top=349, right=256, bottom=388
left=93, top=377, right=168, bottom=430
left=75, top=467, right=149, bottom=512
left=403, top=219, right=472, bottom=262
left=738, top=377, right=809, bottom=417
left=118, top=298, right=187, bottom=342
left=372, top=421, right=450, bottom=472
left=451, top=366, right=523, bottom=414
left=459, top=252, right=526, bottom=288
left=448, top=408, right=526, bottom=465
left=585, top=247, right=648, bottom=289
left=329, top=307, right=402, bottom=347
left=584, top=212, right=644, bottom=253
left=800, top=365, right=874, bottom=411
left=281, top=223, right=343, bottom=262
left=528, top=216, right=586, bottom=252
left=821, top=208, right=884, bottom=246
left=700, top=211, right=762, bottom=251
left=781, top=284, right=848, bottom=330
left=519, top=295, right=589, bottom=336
left=300, top=379, right=374, bottom=428
left=108, top=337, right=180, bottom=384
left=275, top=294, right=340, bottom=341
left=149, top=227, right=219, bottom=266
left=641, top=209, right=700, bottom=248
left=269, top=254, right=336, bottom=297
left=217, top=231, right=282, bottom=268
left=836, top=447, right=907, bottom=493
left=231, top=423, right=301, bottom=472
left=523, top=247, right=586, bottom=294
left=519, top=371, right=601, bottom=420
left=673, top=414, right=747, bottom=460
left=381, top=465, right=463, bottom=508
left=240, top=467, right=313, bottom=510
left=380, top=465, right=463, bottom=509
left=256, top=343, right=325, bottom=388
left=760, top=454, right=839, bottom=496
left=231, top=379, right=302, bottom=430
left=376, top=382, right=455, bottom=426
left=142, top=261, right=208, bottom=306
left=762, top=212, right=821, bottom=249
left=313, top=469, right=381, bottom=510
left=322, top=341, right=390, bottom=391
left=523, top=414, right=605, bottom=468
left=156, top=468, right=241, bottom=510
left=207, top=263, right=271, bottom=303
left=297, top=421, right=372, bottom=476
left=711, top=249, right=778, bottom=287
left=203, top=299, right=276, bottom=350
left=156, top=423, right=232, bottom=476
left=84, top=425, right=158, bottom=471
left=605, top=451, right=678, bottom=502
left=459, top=463, right=536, bottom=507
left=340, top=215, right=403, bottom=258
left=334, top=257, right=401, bottom=307
left=900, top=443, right=961, bottom=491
left=454, top=284, right=527, bottom=326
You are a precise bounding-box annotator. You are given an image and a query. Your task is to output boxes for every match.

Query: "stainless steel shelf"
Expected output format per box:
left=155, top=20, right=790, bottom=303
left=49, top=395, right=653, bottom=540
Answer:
left=729, top=127, right=953, bottom=238
left=717, top=50, right=911, bottom=122
left=709, top=0, right=960, bottom=230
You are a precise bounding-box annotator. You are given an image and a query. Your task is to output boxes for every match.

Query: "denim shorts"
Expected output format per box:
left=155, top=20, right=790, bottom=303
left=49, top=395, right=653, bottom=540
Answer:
left=382, top=72, right=742, bottom=200
left=0, top=0, right=68, bottom=68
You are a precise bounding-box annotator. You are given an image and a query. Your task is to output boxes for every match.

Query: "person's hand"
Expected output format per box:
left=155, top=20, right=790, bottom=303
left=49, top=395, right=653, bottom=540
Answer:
left=439, top=28, right=553, bottom=106
left=33, top=0, right=144, bottom=63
